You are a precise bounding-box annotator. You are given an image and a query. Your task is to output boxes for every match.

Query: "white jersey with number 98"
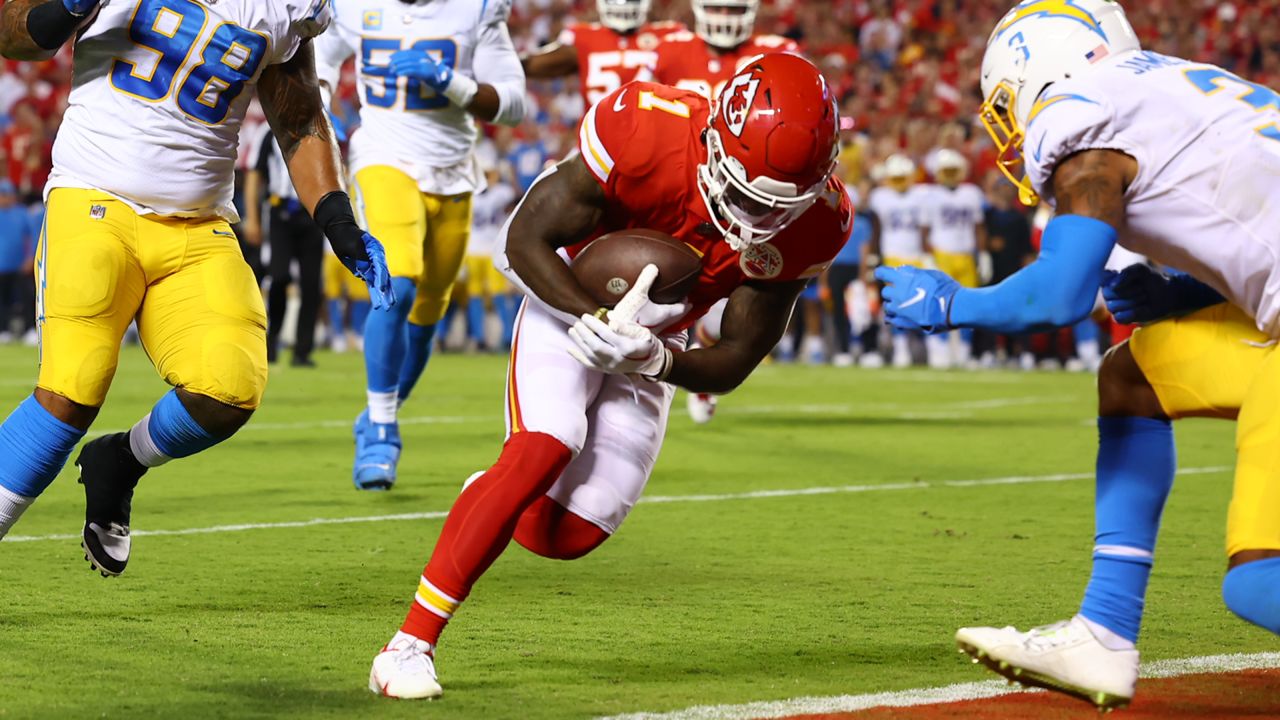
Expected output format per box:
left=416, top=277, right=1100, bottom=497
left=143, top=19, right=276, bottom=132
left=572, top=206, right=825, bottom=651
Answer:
left=47, top=0, right=331, bottom=222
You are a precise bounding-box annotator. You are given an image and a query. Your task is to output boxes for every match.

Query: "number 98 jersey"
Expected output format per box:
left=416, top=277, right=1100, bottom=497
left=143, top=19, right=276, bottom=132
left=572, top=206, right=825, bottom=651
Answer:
left=47, top=0, right=332, bottom=222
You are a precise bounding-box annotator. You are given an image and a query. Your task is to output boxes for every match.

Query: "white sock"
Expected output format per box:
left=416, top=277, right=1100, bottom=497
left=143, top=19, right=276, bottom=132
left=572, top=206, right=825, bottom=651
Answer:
left=368, top=390, right=398, bottom=425
left=892, top=334, right=910, bottom=355
left=0, top=485, right=34, bottom=539
left=1077, top=614, right=1137, bottom=651
left=129, top=413, right=172, bottom=468
left=390, top=629, right=434, bottom=652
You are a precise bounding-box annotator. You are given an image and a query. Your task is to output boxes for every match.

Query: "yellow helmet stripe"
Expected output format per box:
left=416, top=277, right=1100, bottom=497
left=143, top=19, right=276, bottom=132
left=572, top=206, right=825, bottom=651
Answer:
left=994, top=0, right=1108, bottom=42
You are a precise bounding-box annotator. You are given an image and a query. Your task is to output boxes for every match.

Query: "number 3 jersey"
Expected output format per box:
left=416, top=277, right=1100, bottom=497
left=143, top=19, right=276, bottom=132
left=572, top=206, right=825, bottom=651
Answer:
left=1025, top=49, right=1280, bottom=336
left=47, top=0, right=331, bottom=222
left=315, top=0, right=523, bottom=196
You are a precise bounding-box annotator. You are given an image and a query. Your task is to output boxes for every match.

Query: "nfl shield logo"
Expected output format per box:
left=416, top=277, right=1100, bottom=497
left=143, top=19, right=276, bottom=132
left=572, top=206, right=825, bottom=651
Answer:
left=363, top=10, right=383, bottom=29
left=89, top=205, right=106, bottom=220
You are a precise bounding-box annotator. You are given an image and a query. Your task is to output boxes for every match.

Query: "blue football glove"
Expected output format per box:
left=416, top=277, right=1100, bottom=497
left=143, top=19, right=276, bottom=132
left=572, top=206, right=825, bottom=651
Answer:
left=387, top=49, right=453, bottom=93
left=62, top=0, right=99, bottom=15
left=875, top=265, right=960, bottom=333
left=1101, top=264, right=1225, bottom=324
left=342, top=233, right=394, bottom=311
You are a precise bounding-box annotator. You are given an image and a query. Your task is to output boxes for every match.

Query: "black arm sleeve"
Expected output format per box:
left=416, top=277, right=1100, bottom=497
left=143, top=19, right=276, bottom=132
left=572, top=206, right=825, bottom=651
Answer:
left=27, top=1, right=82, bottom=51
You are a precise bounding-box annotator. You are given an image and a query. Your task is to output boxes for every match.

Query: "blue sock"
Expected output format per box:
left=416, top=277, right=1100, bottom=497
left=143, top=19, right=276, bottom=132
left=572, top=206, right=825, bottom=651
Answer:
left=328, top=299, right=345, bottom=339
left=1075, top=316, right=1100, bottom=344
left=397, top=322, right=438, bottom=403
left=1223, top=557, right=1280, bottom=634
left=0, top=395, right=85, bottom=498
left=128, top=389, right=227, bottom=466
left=351, top=301, right=371, bottom=338
left=959, top=328, right=974, bottom=344
left=1078, top=416, right=1175, bottom=643
left=466, top=297, right=485, bottom=346
left=438, top=300, right=459, bottom=343
left=363, top=278, right=418, bottom=393
left=495, top=294, right=516, bottom=347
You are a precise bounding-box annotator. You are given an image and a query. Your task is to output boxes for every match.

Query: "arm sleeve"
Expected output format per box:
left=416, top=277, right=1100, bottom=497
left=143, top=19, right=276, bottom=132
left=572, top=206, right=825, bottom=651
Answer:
left=474, top=20, right=529, bottom=127
left=947, top=214, right=1118, bottom=333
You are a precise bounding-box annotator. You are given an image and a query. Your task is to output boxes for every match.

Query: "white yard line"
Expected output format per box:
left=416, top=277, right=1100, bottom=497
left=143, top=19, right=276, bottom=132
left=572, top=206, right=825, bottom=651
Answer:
left=595, top=651, right=1280, bottom=720
left=4, top=466, right=1229, bottom=544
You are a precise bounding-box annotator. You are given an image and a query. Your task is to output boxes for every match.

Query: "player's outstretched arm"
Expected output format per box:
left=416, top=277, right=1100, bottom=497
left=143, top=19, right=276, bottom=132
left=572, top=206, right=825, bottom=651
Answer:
left=0, top=0, right=96, bottom=61
left=521, top=43, right=578, bottom=79
left=665, top=280, right=807, bottom=394
left=880, top=150, right=1133, bottom=335
left=499, top=156, right=607, bottom=322
left=258, top=40, right=393, bottom=308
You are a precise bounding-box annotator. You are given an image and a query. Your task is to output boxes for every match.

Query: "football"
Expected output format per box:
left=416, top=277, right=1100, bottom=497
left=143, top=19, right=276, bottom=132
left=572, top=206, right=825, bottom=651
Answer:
left=570, top=229, right=703, bottom=307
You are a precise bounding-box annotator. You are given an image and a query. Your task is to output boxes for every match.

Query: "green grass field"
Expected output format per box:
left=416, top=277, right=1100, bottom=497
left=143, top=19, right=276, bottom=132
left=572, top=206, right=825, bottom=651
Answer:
left=0, top=344, right=1270, bottom=719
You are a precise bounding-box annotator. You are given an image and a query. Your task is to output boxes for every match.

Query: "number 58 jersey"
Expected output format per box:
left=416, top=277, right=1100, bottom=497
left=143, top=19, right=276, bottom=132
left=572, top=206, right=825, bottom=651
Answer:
left=47, top=0, right=332, bottom=222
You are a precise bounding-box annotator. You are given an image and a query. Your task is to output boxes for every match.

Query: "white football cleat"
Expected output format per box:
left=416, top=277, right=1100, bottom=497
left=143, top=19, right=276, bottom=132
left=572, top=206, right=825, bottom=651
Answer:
left=687, top=392, right=717, bottom=424
left=369, top=635, right=443, bottom=700
left=955, top=616, right=1138, bottom=711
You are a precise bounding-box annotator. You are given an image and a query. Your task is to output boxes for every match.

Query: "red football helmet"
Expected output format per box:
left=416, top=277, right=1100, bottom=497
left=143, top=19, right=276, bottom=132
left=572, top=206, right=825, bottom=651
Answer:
left=698, top=53, right=838, bottom=251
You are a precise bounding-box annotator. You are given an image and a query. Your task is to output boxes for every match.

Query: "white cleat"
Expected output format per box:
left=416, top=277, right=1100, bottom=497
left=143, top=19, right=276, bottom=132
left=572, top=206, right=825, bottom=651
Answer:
left=955, top=616, right=1138, bottom=711
left=369, top=635, right=443, bottom=700
left=858, top=352, right=885, bottom=369
left=687, top=392, right=717, bottom=425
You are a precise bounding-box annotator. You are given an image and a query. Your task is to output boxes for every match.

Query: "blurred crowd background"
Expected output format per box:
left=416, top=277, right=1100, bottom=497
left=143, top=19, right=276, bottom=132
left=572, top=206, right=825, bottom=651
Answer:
left=0, top=0, right=1274, bottom=367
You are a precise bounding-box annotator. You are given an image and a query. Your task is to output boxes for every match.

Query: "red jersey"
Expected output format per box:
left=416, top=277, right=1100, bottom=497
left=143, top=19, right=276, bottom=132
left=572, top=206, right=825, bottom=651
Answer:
left=558, top=21, right=685, bottom=106
left=573, top=82, right=852, bottom=332
left=647, top=30, right=800, bottom=100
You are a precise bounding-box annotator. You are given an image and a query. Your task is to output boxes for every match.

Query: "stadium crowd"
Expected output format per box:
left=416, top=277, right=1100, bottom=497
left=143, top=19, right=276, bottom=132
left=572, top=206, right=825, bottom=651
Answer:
left=0, top=0, right=1274, bottom=365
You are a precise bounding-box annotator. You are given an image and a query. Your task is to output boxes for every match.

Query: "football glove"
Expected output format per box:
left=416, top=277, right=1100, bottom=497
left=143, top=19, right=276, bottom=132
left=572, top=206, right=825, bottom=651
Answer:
left=609, top=264, right=689, bottom=331
left=1101, top=264, right=1225, bottom=324
left=567, top=314, right=672, bottom=379
left=875, top=265, right=960, bottom=334
left=312, top=192, right=395, bottom=310
left=388, top=50, right=454, bottom=94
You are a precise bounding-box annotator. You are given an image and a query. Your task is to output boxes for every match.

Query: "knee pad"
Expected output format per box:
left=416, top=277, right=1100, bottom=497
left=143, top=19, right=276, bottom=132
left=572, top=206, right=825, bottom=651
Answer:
left=1223, top=557, right=1280, bottom=635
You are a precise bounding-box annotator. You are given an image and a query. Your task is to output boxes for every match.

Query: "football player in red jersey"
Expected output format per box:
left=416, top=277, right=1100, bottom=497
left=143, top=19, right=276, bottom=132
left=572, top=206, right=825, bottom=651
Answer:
left=366, top=54, right=850, bottom=699
left=521, top=0, right=684, bottom=105
left=644, top=0, right=798, bottom=101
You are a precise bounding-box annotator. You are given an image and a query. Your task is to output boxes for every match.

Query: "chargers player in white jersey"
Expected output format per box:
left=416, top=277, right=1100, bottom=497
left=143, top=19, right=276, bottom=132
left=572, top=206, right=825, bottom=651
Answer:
left=866, top=154, right=932, bottom=368
left=0, top=0, right=392, bottom=574
left=315, top=0, right=527, bottom=490
left=877, top=0, right=1280, bottom=709
left=922, top=149, right=986, bottom=365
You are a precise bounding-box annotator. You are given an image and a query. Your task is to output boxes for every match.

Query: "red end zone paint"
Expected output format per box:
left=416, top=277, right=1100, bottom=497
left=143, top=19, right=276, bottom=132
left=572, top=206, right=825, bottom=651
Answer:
left=787, top=669, right=1280, bottom=720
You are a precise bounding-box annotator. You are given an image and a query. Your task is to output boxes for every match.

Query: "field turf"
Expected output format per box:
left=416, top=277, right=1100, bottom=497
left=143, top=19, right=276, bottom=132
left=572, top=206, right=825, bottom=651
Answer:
left=0, top=344, right=1271, bottom=719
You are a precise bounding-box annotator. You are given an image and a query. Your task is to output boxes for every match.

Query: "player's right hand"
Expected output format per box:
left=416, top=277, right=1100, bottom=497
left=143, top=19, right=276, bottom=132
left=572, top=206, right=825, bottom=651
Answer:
left=62, top=0, right=99, bottom=16
left=608, top=264, right=689, bottom=332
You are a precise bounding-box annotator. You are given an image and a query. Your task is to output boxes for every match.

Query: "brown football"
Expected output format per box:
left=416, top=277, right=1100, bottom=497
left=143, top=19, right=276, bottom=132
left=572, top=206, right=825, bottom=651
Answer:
left=570, top=229, right=703, bottom=308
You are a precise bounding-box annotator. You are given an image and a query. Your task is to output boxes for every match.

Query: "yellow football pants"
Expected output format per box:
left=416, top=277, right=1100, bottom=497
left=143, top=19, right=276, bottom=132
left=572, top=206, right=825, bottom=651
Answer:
left=465, top=255, right=507, bottom=299
left=353, top=166, right=471, bottom=325
left=933, top=250, right=979, bottom=288
left=1130, top=303, right=1280, bottom=556
left=37, top=189, right=267, bottom=409
left=324, top=253, right=369, bottom=302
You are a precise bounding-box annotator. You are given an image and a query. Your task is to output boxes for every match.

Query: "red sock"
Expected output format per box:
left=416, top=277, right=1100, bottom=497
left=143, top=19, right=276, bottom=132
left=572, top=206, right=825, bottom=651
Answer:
left=514, top=496, right=611, bottom=560
left=401, top=431, right=573, bottom=644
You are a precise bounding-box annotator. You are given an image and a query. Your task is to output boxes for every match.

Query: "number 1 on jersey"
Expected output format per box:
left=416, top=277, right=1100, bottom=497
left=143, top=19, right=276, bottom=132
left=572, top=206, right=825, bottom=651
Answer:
left=637, top=90, right=690, bottom=118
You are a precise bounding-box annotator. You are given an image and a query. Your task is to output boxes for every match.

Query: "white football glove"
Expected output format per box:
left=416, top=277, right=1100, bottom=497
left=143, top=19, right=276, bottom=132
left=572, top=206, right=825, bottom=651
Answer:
left=567, top=314, right=673, bottom=379
left=610, top=264, right=690, bottom=330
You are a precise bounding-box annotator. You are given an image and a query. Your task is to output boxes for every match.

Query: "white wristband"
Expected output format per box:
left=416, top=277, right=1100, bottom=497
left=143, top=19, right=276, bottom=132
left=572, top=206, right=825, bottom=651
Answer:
left=443, top=73, right=479, bottom=108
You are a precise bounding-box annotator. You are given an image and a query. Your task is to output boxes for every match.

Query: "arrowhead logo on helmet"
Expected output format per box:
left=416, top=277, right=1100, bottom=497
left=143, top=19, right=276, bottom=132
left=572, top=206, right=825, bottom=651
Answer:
left=722, top=71, right=761, bottom=138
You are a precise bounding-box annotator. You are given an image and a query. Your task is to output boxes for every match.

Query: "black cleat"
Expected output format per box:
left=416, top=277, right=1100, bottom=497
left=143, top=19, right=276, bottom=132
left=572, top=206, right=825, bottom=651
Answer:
left=77, top=432, right=146, bottom=577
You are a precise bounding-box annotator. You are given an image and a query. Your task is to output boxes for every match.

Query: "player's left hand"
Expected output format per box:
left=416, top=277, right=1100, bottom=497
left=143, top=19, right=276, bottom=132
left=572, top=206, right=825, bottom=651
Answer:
left=387, top=50, right=453, bottom=93
left=567, top=314, right=672, bottom=379
left=875, top=265, right=960, bottom=334
left=336, top=232, right=395, bottom=310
